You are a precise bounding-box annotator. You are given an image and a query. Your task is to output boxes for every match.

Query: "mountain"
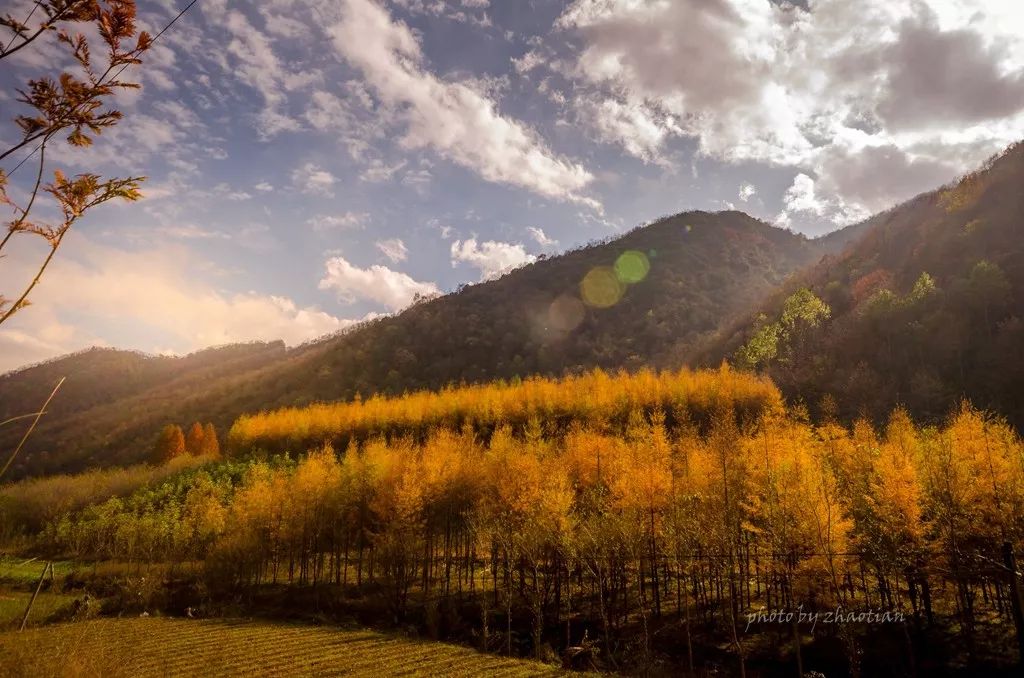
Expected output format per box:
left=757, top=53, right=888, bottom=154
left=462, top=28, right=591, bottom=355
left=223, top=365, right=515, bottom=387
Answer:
left=0, top=343, right=290, bottom=473
left=1, top=211, right=830, bottom=479
left=0, top=343, right=287, bottom=426
left=703, top=142, right=1024, bottom=426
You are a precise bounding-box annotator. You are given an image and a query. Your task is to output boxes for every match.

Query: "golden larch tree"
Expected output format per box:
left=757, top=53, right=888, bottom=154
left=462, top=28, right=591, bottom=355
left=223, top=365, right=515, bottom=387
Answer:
left=201, top=423, right=221, bottom=458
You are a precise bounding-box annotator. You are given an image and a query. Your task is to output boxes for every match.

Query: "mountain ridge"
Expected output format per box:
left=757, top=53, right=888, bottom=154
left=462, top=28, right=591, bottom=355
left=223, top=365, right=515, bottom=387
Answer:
left=701, top=141, right=1024, bottom=426
left=1, top=209, right=836, bottom=478
left=12, top=132, right=1022, bottom=481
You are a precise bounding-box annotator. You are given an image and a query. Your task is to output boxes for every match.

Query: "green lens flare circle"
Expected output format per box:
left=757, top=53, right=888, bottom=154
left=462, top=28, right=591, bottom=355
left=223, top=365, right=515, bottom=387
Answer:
left=614, top=250, right=650, bottom=284
left=580, top=267, right=625, bottom=308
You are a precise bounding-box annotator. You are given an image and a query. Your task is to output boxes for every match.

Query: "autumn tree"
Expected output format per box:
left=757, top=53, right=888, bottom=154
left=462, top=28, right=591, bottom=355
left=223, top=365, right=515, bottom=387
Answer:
left=185, top=422, right=205, bottom=456
left=869, top=408, right=931, bottom=624
left=29, top=366, right=1024, bottom=672
left=152, top=424, right=185, bottom=465
left=0, top=1, right=96, bottom=61
left=177, top=473, right=227, bottom=560
left=201, top=423, right=220, bottom=458
left=0, top=0, right=149, bottom=325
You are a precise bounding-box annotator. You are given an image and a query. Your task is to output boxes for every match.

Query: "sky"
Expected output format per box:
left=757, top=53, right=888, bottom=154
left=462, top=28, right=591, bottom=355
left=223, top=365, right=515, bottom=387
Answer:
left=1, top=0, right=1023, bottom=372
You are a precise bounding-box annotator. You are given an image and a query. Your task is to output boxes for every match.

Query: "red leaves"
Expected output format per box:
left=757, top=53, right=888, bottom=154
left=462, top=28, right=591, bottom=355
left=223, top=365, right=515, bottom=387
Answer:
left=9, top=0, right=148, bottom=153
left=97, top=0, right=135, bottom=46
left=135, top=30, right=151, bottom=53
left=57, top=29, right=91, bottom=69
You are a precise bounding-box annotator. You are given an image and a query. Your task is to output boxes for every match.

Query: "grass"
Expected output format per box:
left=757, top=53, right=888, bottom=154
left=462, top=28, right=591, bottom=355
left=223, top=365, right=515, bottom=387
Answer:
left=0, top=589, right=78, bottom=628
left=0, top=556, right=73, bottom=585
left=0, top=617, right=579, bottom=677
left=0, top=557, right=79, bottom=629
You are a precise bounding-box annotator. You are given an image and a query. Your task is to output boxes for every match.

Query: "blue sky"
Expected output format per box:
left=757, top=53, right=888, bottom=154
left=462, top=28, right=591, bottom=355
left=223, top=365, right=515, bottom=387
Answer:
left=2, top=0, right=1024, bottom=371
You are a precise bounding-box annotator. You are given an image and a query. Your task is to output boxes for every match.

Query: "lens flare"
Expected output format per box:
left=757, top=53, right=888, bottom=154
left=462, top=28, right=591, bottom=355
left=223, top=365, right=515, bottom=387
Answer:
left=580, top=267, right=624, bottom=308
left=614, top=250, right=650, bottom=284
left=548, top=294, right=585, bottom=333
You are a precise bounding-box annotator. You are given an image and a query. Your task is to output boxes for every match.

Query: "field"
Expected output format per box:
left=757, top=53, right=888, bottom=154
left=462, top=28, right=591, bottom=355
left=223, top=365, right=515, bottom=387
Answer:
left=0, top=589, right=78, bottom=628
left=0, top=557, right=77, bottom=629
left=0, top=557, right=75, bottom=585
left=0, top=617, right=575, bottom=677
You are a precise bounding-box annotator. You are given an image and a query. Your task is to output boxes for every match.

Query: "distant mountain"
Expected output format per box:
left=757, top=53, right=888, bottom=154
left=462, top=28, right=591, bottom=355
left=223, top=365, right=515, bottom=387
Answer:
left=1, top=211, right=830, bottom=478
left=0, top=343, right=290, bottom=475
left=703, top=142, right=1024, bottom=427
left=0, top=343, right=287, bottom=425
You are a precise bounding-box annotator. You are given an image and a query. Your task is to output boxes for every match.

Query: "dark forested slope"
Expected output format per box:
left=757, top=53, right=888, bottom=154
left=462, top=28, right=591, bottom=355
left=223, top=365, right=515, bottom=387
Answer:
left=1, top=211, right=827, bottom=478
left=705, top=142, right=1024, bottom=426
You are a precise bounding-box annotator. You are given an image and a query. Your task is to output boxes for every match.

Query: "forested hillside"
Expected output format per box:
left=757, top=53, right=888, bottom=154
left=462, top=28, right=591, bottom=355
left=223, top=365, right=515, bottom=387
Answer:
left=0, top=343, right=291, bottom=479
left=0, top=343, right=287, bottom=425
left=707, top=142, right=1024, bottom=426
left=8, top=137, right=1024, bottom=479
left=1, top=211, right=827, bottom=478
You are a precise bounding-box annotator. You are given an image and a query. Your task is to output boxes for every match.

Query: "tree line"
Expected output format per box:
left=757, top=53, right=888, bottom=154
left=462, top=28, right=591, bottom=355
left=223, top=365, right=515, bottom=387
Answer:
left=25, top=367, right=1024, bottom=674
left=152, top=423, right=220, bottom=464
left=227, top=366, right=782, bottom=454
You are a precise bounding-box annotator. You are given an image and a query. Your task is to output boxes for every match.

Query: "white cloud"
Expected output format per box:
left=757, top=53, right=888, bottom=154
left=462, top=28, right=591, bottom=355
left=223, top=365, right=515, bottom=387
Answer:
left=361, top=158, right=407, bottom=183
left=527, top=227, right=558, bottom=247
left=433, top=222, right=454, bottom=239
left=155, top=224, right=232, bottom=240
left=739, top=182, right=757, bottom=202
left=51, top=110, right=197, bottom=174
left=213, top=183, right=252, bottom=201
left=260, top=10, right=308, bottom=39
left=555, top=0, right=1024, bottom=225
left=375, top=238, right=408, bottom=263
left=292, top=163, right=338, bottom=197
left=319, top=255, right=440, bottom=310
left=450, top=238, right=536, bottom=280
left=201, top=0, right=314, bottom=138
left=782, top=174, right=825, bottom=216
left=307, top=212, right=368, bottom=231
left=577, top=97, right=679, bottom=165
left=304, top=87, right=390, bottom=161
left=401, top=167, right=433, bottom=192
left=327, top=0, right=600, bottom=209
left=512, top=50, right=544, bottom=75
left=392, top=0, right=492, bottom=24
left=254, top=182, right=274, bottom=192
left=776, top=172, right=870, bottom=227
left=0, top=236, right=354, bottom=372
left=876, top=10, right=1024, bottom=131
